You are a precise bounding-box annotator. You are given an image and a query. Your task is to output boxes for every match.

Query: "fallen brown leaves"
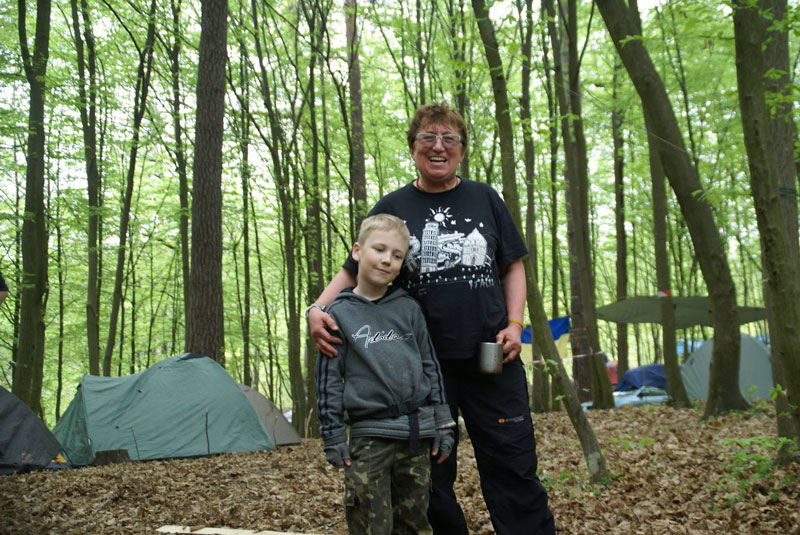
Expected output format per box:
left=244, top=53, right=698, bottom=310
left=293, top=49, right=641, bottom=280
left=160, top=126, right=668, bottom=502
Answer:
left=1, top=403, right=798, bottom=534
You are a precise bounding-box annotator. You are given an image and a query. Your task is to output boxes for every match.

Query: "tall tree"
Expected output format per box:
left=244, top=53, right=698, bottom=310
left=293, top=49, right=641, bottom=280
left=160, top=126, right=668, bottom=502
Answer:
left=249, top=0, right=306, bottom=431
left=544, top=0, right=613, bottom=408
left=169, top=0, right=191, bottom=327
left=517, top=0, right=548, bottom=412
left=611, top=63, right=629, bottom=379
left=53, top=175, right=65, bottom=421
left=13, top=0, right=52, bottom=414
left=646, top=117, right=690, bottom=408
left=732, top=0, right=800, bottom=460
left=597, top=0, right=747, bottom=416
left=236, top=23, right=252, bottom=386
left=629, top=2, right=690, bottom=408
left=345, top=0, right=367, bottom=236
left=102, top=0, right=158, bottom=376
left=70, top=0, right=101, bottom=375
left=540, top=4, right=564, bottom=410
left=301, top=0, right=327, bottom=437
left=185, top=0, right=228, bottom=362
left=761, top=0, right=800, bottom=459
left=471, top=0, right=609, bottom=482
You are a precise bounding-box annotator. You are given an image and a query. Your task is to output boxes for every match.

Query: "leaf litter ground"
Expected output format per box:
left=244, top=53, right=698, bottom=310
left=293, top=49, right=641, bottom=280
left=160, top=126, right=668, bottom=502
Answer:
left=1, top=403, right=798, bottom=534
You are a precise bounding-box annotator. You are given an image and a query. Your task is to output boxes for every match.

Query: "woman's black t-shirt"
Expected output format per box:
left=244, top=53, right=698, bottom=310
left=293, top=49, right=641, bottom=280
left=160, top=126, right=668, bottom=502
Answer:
left=343, top=179, right=527, bottom=360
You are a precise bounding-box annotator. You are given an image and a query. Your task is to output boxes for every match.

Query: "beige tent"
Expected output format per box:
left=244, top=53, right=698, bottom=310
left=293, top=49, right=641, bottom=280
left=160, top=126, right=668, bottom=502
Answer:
left=238, top=385, right=301, bottom=446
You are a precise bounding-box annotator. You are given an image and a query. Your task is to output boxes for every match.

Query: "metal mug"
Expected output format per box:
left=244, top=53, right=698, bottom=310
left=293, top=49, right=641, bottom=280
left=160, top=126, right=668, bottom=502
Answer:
left=478, top=342, right=504, bottom=374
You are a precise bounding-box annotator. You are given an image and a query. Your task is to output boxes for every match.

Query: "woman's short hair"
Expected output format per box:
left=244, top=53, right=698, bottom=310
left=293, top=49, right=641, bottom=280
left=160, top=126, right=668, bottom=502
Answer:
left=406, top=102, right=468, bottom=150
left=357, top=213, right=410, bottom=248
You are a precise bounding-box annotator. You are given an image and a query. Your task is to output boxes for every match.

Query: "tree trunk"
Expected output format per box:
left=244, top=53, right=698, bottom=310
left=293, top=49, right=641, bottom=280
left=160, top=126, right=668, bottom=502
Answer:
left=54, top=178, right=64, bottom=421
left=645, top=110, right=691, bottom=408
left=345, top=0, right=367, bottom=236
left=544, top=0, right=613, bottom=408
left=13, top=0, right=51, bottom=415
left=543, top=0, right=590, bottom=402
left=129, top=247, right=137, bottom=374
left=761, top=0, right=800, bottom=459
left=170, top=0, right=191, bottom=328
left=541, top=3, right=560, bottom=323
left=415, top=0, right=425, bottom=104
left=566, top=0, right=613, bottom=410
left=447, top=0, right=470, bottom=182
left=250, top=0, right=305, bottom=432
left=186, top=0, right=228, bottom=362
left=10, top=173, right=22, bottom=375
left=301, top=0, right=326, bottom=437
left=597, top=0, right=747, bottom=416
left=732, top=0, right=800, bottom=456
left=611, top=63, right=629, bottom=379
left=235, top=26, right=252, bottom=386
left=541, top=7, right=561, bottom=411
left=472, top=0, right=609, bottom=483
left=103, top=0, right=157, bottom=375
left=517, top=0, right=547, bottom=413
left=70, top=0, right=101, bottom=375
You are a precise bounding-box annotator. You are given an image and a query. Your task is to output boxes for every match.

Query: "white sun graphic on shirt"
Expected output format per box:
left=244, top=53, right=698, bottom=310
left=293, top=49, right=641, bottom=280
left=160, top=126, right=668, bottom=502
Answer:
left=429, top=207, right=456, bottom=227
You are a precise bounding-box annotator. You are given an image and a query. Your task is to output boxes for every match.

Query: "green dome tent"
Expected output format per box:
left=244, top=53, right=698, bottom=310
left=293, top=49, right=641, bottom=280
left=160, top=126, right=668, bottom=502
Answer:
left=680, top=334, right=773, bottom=402
left=53, top=354, right=275, bottom=466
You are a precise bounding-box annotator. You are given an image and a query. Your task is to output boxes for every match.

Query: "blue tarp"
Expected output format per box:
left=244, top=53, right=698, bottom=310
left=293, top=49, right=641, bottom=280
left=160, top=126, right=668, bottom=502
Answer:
left=614, top=363, right=667, bottom=392
left=521, top=316, right=570, bottom=344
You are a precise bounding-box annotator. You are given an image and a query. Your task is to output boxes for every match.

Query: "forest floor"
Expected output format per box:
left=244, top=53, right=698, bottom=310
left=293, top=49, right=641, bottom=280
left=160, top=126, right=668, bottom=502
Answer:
left=2, top=402, right=799, bottom=535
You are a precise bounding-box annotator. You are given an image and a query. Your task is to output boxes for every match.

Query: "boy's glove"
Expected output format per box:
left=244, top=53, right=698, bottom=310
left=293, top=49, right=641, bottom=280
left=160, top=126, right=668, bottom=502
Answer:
left=433, top=427, right=455, bottom=459
left=324, top=442, right=351, bottom=468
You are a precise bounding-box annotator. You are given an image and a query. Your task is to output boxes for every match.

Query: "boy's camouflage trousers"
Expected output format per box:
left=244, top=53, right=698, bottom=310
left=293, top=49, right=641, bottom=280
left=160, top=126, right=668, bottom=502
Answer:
left=344, top=436, right=434, bottom=535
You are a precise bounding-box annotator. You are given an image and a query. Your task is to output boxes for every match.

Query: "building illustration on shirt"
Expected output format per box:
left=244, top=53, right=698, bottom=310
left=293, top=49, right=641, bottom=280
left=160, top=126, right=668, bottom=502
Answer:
left=405, top=208, right=494, bottom=290
left=462, top=228, right=487, bottom=266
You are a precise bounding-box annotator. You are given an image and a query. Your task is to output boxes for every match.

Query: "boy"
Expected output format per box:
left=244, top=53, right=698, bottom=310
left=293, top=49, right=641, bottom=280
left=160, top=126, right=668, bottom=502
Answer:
left=315, top=214, right=456, bottom=535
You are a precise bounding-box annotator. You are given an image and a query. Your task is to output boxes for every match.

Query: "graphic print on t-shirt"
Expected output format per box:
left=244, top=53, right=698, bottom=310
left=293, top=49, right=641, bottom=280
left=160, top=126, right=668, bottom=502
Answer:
left=403, top=206, right=496, bottom=291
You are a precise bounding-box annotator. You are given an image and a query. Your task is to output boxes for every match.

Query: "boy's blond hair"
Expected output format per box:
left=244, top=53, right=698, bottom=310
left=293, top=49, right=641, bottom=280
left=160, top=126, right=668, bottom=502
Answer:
left=357, top=214, right=410, bottom=249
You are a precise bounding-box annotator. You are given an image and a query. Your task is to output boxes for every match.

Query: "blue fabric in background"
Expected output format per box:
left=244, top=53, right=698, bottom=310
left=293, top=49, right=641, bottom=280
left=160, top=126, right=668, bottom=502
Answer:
left=521, top=316, right=570, bottom=344
left=614, top=363, right=667, bottom=392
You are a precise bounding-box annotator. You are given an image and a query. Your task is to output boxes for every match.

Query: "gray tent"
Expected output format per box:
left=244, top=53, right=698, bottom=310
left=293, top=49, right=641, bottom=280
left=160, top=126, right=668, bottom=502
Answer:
left=238, top=384, right=301, bottom=446
left=680, top=334, right=773, bottom=401
left=1, top=386, right=68, bottom=475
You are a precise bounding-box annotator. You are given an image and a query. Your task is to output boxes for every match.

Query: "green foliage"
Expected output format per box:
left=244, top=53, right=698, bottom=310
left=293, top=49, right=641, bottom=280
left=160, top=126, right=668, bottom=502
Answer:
left=718, top=436, right=797, bottom=505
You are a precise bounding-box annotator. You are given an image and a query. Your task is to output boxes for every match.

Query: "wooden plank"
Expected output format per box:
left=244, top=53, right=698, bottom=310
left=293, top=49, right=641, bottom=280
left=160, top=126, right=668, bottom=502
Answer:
left=156, top=525, right=325, bottom=535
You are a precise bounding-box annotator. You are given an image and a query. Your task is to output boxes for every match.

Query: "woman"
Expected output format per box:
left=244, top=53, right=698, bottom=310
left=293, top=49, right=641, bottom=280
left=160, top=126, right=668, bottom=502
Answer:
left=308, top=102, right=555, bottom=535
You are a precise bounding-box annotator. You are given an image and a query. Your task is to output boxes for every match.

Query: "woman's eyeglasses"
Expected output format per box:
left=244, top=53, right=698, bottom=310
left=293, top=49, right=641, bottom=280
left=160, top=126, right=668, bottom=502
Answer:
left=415, top=132, right=463, bottom=149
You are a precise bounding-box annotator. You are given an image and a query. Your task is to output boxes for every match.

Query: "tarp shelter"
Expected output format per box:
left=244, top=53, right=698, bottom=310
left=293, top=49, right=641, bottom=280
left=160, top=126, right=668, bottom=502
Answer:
left=615, top=364, right=667, bottom=392
left=53, top=353, right=275, bottom=466
left=1, top=386, right=68, bottom=475
left=238, top=384, right=301, bottom=446
left=596, top=296, right=767, bottom=329
left=680, top=334, right=773, bottom=402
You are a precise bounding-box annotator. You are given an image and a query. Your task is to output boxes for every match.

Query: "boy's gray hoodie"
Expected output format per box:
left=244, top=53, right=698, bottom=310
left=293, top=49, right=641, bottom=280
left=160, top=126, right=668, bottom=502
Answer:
left=315, top=287, right=454, bottom=447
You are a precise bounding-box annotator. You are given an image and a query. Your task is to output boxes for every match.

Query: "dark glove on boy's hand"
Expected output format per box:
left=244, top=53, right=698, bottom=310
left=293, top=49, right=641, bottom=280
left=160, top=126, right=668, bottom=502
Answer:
left=324, top=442, right=351, bottom=468
left=433, top=427, right=455, bottom=458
